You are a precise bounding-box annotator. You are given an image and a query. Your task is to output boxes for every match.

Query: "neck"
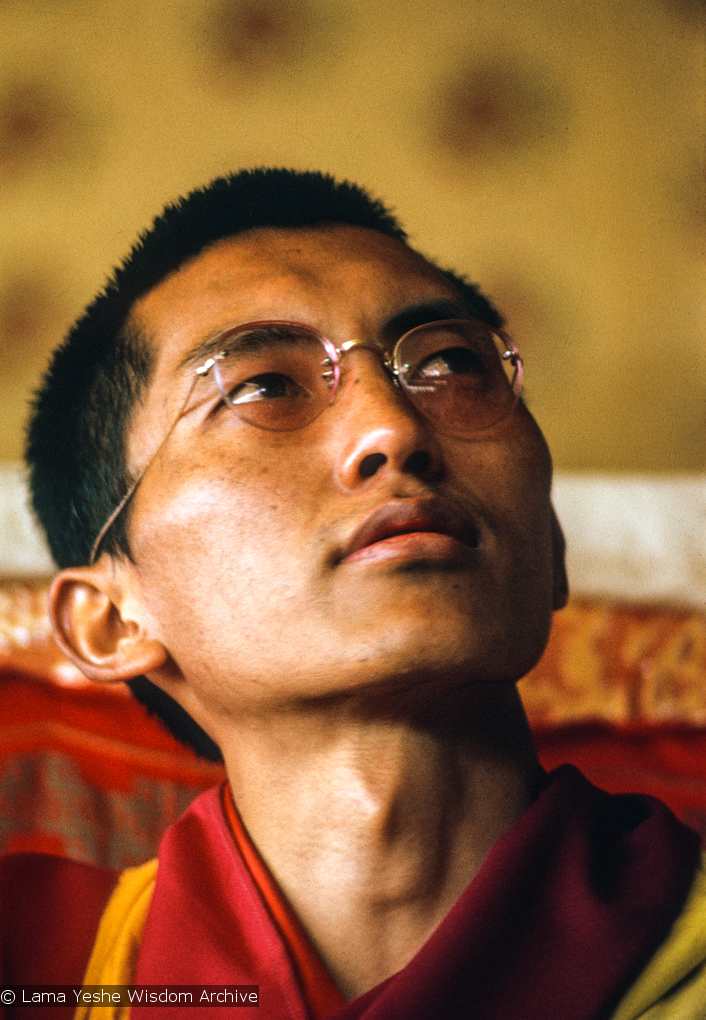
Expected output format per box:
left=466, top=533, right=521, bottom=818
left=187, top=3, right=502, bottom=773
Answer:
left=217, top=682, right=541, bottom=1000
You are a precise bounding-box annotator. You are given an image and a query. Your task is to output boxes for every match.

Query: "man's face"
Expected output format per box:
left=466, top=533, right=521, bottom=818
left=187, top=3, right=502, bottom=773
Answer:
left=120, top=225, right=564, bottom=731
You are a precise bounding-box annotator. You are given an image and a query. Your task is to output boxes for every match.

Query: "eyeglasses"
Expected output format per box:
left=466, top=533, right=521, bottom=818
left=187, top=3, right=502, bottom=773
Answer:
left=89, top=318, right=522, bottom=564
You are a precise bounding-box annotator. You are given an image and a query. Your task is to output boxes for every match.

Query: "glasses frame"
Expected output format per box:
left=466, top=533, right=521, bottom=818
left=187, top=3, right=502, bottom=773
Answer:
left=89, top=318, right=522, bottom=565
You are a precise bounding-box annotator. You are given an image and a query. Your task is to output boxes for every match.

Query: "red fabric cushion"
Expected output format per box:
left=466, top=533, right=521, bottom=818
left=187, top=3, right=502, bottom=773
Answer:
left=0, top=852, right=117, bottom=1019
left=535, top=723, right=706, bottom=840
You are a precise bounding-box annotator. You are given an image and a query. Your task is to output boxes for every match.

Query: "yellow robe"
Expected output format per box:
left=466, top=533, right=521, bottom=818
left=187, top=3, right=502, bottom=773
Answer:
left=611, top=852, right=706, bottom=1019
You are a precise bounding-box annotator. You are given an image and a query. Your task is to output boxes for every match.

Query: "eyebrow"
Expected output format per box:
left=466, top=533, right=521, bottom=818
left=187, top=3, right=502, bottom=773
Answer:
left=176, top=298, right=473, bottom=375
left=382, top=300, right=473, bottom=340
left=177, top=327, right=247, bottom=373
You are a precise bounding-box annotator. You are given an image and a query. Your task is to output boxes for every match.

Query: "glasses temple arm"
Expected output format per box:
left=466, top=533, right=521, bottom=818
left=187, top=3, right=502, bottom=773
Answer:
left=88, top=374, right=200, bottom=565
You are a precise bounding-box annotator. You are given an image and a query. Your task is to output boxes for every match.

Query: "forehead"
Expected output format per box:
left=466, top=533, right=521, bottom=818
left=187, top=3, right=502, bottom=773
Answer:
left=131, top=224, right=463, bottom=374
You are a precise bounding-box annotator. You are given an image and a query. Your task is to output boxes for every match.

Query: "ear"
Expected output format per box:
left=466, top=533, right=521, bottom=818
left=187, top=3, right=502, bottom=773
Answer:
left=49, top=559, right=168, bottom=683
left=550, top=505, right=569, bottom=611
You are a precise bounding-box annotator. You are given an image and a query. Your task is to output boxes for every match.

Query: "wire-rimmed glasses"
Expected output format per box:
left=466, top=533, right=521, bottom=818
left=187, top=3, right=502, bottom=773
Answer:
left=89, top=318, right=522, bottom=564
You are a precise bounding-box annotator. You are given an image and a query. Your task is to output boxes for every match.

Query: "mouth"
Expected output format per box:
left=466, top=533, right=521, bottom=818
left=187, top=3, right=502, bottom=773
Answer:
left=338, top=498, right=481, bottom=565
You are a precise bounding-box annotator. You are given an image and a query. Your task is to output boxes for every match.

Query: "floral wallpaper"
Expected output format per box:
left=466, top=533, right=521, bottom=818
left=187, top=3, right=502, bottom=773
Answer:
left=1, top=0, right=704, bottom=469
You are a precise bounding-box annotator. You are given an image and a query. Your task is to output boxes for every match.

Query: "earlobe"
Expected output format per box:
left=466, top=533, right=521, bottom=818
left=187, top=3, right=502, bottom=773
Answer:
left=49, top=563, right=168, bottom=683
left=550, top=506, right=569, bottom=611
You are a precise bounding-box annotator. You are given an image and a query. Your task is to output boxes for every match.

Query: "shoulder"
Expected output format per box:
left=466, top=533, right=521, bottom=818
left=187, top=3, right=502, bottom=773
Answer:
left=0, top=852, right=119, bottom=986
left=610, top=849, right=706, bottom=1020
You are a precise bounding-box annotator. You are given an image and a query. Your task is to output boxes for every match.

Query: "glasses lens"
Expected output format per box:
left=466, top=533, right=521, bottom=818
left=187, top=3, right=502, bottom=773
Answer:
left=211, top=323, right=336, bottom=431
left=396, top=320, right=521, bottom=436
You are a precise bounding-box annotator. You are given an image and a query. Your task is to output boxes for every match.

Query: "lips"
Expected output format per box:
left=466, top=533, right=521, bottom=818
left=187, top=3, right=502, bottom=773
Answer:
left=339, top=499, right=481, bottom=564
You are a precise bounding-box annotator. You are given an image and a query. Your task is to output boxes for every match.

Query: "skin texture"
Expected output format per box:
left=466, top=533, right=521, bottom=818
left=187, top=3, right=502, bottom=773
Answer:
left=50, top=224, right=567, bottom=998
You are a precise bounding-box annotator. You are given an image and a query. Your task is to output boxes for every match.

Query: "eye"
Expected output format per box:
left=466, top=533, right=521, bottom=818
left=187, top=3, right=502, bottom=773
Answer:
left=228, top=372, right=308, bottom=405
left=413, top=345, right=486, bottom=380
left=204, top=324, right=335, bottom=431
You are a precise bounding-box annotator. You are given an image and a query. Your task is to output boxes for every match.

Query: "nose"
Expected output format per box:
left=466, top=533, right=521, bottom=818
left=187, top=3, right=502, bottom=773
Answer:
left=333, top=347, right=444, bottom=491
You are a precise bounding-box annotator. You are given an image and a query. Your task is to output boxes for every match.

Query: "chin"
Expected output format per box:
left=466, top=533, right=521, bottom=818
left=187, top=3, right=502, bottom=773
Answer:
left=350, top=603, right=549, bottom=693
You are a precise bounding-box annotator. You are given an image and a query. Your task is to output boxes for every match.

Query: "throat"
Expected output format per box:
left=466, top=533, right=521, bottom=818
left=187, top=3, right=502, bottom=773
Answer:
left=222, top=694, right=540, bottom=999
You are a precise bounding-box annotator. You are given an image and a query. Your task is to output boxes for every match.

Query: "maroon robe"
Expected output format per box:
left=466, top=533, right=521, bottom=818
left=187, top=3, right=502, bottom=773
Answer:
left=1, top=765, right=700, bottom=1020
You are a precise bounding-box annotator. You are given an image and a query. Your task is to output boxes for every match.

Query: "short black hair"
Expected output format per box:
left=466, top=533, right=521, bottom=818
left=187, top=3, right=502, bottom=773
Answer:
left=26, top=167, right=502, bottom=762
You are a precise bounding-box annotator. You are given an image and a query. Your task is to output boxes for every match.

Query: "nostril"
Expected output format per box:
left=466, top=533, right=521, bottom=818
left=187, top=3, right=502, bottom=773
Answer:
left=406, top=451, right=431, bottom=475
left=360, top=453, right=387, bottom=478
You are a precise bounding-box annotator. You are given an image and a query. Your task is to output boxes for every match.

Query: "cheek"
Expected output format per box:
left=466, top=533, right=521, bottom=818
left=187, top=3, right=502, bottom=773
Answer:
left=495, top=436, right=556, bottom=595
left=499, top=500, right=558, bottom=672
left=127, top=452, right=324, bottom=624
left=450, top=407, right=553, bottom=548
left=127, top=472, right=327, bottom=708
left=447, top=418, right=557, bottom=670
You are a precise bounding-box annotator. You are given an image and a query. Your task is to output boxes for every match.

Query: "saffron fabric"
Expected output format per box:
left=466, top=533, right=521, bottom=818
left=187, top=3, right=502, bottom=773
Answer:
left=74, top=859, right=158, bottom=1020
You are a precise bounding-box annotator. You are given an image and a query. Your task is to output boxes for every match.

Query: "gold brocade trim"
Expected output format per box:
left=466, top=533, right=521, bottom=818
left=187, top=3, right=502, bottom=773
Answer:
left=519, top=601, right=706, bottom=726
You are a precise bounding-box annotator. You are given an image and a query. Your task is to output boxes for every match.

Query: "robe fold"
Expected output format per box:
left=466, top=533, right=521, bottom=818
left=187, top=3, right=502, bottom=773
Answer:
left=1, top=765, right=703, bottom=1020
left=131, top=765, right=701, bottom=1020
